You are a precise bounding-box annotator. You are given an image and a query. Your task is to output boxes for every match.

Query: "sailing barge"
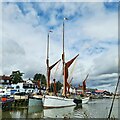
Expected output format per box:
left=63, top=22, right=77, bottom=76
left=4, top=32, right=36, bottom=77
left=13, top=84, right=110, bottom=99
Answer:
left=42, top=19, right=89, bottom=108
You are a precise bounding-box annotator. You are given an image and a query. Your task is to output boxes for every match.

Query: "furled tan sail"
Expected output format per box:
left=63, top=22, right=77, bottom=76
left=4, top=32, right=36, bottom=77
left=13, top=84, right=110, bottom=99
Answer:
left=47, top=59, right=61, bottom=92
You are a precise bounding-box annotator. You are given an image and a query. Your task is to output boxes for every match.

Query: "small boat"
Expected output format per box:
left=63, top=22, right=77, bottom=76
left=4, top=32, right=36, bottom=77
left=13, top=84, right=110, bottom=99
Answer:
left=28, top=94, right=43, bottom=107
left=74, top=74, right=90, bottom=105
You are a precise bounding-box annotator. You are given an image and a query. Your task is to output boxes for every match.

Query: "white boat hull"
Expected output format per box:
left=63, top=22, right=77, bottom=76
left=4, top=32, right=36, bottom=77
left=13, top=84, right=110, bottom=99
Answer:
left=42, top=95, right=76, bottom=108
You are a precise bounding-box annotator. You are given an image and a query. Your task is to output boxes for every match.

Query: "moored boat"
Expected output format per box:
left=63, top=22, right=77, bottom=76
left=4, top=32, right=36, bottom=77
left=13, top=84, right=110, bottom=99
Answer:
left=28, top=94, right=43, bottom=107
left=42, top=95, right=75, bottom=108
left=42, top=19, right=81, bottom=108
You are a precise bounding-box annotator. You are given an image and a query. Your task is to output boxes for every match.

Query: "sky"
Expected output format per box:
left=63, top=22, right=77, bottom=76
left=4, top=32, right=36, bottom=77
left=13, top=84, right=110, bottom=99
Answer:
left=0, top=1, right=119, bottom=92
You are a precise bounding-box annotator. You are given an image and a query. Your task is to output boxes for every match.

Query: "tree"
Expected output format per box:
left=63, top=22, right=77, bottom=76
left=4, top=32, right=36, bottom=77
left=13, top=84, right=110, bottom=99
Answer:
left=56, top=81, right=63, bottom=92
left=10, top=70, right=24, bottom=84
left=49, top=80, right=63, bottom=92
left=33, top=73, right=46, bottom=86
left=41, top=74, right=46, bottom=86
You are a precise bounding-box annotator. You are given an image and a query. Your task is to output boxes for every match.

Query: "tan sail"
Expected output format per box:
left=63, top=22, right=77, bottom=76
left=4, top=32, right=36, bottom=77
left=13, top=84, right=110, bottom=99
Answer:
left=63, top=54, right=79, bottom=96
left=82, top=74, right=89, bottom=94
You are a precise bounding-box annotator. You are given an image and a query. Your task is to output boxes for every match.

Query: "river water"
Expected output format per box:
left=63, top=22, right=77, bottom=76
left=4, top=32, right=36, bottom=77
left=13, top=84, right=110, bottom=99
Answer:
left=0, top=99, right=119, bottom=119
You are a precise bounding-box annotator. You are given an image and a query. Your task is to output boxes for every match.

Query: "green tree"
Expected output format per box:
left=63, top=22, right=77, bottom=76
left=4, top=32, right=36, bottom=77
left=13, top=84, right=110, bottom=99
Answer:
left=49, top=80, right=63, bottom=92
left=56, top=81, right=63, bottom=92
left=10, top=70, right=24, bottom=84
left=33, top=73, right=46, bottom=86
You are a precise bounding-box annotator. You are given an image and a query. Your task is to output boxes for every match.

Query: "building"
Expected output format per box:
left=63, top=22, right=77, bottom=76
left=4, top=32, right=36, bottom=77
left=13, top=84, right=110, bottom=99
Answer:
left=11, top=82, right=38, bottom=94
left=0, top=75, right=12, bottom=88
left=95, top=90, right=110, bottom=95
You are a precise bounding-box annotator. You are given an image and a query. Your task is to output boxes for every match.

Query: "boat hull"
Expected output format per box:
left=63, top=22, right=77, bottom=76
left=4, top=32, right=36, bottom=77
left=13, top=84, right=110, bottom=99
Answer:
left=42, top=95, right=76, bottom=108
left=28, top=97, right=42, bottom=107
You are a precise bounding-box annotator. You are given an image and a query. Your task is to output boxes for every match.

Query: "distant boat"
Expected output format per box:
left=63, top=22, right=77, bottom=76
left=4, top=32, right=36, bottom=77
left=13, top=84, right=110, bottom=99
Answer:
left=42, top=20, right=82, bottom=108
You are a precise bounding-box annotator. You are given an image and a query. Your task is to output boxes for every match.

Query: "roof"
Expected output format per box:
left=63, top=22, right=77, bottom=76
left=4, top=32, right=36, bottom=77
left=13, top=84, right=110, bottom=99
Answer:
left=25, top=80, right=33, bottom=84
left=0, top=75, right=11, bottom=80
left=95, top=90, right=105, bottom=93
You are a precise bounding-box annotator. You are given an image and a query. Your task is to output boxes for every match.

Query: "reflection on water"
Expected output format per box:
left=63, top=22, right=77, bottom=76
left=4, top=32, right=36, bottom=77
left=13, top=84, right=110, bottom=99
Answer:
left=74, top=104, right=82, bottom=110
left=44, top=106, right=75, bottom=118
left=1, top=106, right=44, bottom=119
left=1, top=99, right=119, bottom=118
left=2, top=107, right=28, bottom=118
left=28, top=106, right=44, bottom=118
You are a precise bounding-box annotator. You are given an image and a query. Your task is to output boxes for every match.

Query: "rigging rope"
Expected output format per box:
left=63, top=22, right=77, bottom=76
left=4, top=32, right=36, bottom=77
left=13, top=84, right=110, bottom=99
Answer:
left=52, top=60, right=61, bottom=79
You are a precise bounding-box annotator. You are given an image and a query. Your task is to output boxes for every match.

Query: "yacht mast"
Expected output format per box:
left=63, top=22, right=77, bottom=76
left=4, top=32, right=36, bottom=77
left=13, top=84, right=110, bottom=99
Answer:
left=62, top=18, right=67, bottom=96
left=46, top=31, right=61, bottom=93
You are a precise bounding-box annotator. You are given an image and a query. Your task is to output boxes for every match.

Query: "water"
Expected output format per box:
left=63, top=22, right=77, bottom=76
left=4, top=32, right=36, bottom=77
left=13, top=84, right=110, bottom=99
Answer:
left=0, top=99, right=119, bottom=119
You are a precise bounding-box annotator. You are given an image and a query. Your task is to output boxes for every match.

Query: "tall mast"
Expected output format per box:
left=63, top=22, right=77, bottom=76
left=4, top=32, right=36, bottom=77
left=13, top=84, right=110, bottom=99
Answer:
left=62, top=18, right=68, bottom=96
left=47, top=33, right=49, bottom=65
left=62, top=20, right=65, bottom=75
left=46, top=31, right=52, bottom=92
left=46, top=30, right=61, bottom=93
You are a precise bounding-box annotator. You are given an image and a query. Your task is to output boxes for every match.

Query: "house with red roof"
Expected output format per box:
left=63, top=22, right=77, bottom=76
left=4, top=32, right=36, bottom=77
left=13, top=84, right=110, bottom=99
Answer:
left=95, top=90, right=110, bottom=95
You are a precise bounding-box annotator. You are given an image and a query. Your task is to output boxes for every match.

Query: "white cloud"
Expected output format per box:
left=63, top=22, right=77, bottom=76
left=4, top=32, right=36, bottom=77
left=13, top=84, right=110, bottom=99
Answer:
left=82, top=13, right=118, bottom=41
left=92, top=45, right=118, bottom=76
